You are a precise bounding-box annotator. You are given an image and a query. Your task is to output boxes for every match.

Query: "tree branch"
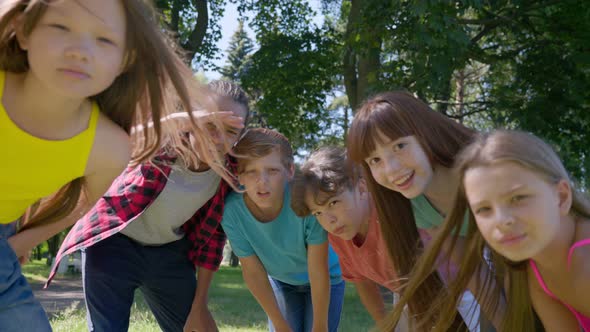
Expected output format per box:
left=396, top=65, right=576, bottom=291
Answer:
left=182, top=0, right=209, bottom=63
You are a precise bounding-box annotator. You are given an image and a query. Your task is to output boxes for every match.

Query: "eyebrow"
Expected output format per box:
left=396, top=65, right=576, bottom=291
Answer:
left=470, top=184, right=526, bottom=206
left=70, top=0, right=124, bottom=36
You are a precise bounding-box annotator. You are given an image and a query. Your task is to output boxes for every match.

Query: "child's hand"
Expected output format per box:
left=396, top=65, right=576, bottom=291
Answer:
left=272, top=319, right=294, bottom=332
left=7, top=235, right=28, bottom=261
left=169, top=110, right=244, bottom=134
left=183, top=305, right=218, bottom=332
left=17, top=252, right=30, bottom=265
left=311, top=323, right=328, bottom=332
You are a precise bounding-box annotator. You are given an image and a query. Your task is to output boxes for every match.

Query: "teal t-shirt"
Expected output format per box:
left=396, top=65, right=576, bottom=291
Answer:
left=221, top=188, right=342, bottom=286
left=411, top=195, right=469, bottom=236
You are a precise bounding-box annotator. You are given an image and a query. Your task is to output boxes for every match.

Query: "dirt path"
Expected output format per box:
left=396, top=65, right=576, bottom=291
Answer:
left=30, top=277, right=85, bottom=318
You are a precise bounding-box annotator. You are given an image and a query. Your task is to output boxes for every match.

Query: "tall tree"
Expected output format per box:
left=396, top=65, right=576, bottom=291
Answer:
left=220, top=21, right=255, bottom=82
left=232, top=0, right=590, bottom=177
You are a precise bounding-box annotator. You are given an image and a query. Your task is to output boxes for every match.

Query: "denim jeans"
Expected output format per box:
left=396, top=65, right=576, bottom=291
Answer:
left=268, top=277, right=345, bottom=332
left=83, top=233, right=196, bottom=332
left=0, top=222, right=52, bottom=332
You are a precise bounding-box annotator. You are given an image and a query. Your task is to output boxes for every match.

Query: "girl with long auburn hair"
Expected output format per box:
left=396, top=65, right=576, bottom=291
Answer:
left=347, top=91, right=496, bottom=331
left=393, top=130, right=590, bottom=331
left=0, top=0, right=230, bottom=329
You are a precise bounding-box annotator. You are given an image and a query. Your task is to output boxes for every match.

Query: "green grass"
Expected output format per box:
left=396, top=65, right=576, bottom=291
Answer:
left=21, top=259, right=52, bottom=283
left=23, top=262, right=373, bottom=331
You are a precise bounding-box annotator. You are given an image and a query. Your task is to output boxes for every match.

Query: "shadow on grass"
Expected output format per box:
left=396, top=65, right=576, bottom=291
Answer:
left=209, top=267, right=373, bottom=332
left=30, top=263, right=372, bottom=332
left=21, top=259, right=52, bottom=279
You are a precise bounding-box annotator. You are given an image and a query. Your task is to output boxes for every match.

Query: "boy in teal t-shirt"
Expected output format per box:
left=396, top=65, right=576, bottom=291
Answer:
left=221, top=128, right=343, bottom=332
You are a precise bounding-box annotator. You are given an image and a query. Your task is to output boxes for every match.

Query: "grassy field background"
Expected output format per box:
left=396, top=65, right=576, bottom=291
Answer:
left=23, top=260, right=373, bottom=332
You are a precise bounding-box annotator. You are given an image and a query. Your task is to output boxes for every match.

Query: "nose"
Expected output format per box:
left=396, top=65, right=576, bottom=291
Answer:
left=494, top=207, right=515, bottom=230
left=323, top=212, right=337, bottom=224
left=383, top=156, right=401, bottom=182
left=256, top=171, right=269, bottom=184
left=64, top=35, right=93, bottom=62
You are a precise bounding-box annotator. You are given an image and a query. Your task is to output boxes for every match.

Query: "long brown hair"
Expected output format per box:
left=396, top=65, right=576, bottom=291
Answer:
left=397, top=130, right=590, bottom=331
left=0, top=0, right=225, bottom=228
left=347, top=91, right=475, bottom=331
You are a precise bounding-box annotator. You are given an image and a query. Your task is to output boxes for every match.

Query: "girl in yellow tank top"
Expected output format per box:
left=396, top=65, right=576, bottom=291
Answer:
left=0, top=1, right=229, bottom=329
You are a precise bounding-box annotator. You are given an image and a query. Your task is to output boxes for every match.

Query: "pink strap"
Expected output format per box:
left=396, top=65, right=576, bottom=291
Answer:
left=529, top=260, right=559, bottom=301
left=568, top=238, right=590, bottom=267
left=530, top=238, right=590, bottom=331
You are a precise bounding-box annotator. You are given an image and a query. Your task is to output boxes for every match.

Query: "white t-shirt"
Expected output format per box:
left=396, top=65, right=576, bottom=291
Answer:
left=120, top=165, right=220, bottom=245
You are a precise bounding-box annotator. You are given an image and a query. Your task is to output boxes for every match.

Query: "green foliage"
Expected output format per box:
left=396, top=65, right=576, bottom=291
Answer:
left=159, top=0, right=590, bottom=179
left=220, top=21, right=255, bottom=83
left=241, top=26, right=342, bottom=151
left=155, top=0, right=225, bottom=69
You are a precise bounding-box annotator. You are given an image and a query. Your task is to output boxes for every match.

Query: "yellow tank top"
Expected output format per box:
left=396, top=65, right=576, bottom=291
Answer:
left=0, top=71, right=99, bottom=223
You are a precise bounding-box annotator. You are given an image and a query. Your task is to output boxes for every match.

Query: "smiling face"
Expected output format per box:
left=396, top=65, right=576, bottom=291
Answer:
left=464, top=161, right=569, bottom=262
left=364, top=132, right=434, bottom=199
left=18, top=0, right=127, bottom=99
left=305, top=183, right=371, bottom=241
left=238, top=148, right=293, bottom=214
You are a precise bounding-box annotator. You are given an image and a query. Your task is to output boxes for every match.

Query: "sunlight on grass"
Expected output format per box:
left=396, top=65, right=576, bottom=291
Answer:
left=23, top=263, right=373, bottom=331
left=21, top=259, right=52, bottom=283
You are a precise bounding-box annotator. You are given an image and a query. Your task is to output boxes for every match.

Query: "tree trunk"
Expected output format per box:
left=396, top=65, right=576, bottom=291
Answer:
left=46, top=232, right=63, bottom=266
left=182, top=0, right=209, bottom=63
left=343, top=0, right=382, bottom=112
left=229, top=251, right=239, bottom=267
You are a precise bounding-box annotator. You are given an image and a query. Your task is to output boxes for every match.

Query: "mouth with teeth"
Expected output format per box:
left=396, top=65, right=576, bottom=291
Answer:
left=393, top=171, right=414, bottom=189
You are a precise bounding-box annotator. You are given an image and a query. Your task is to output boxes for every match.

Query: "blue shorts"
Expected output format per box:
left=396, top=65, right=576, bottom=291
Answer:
left=0, top=222, right=52, bottom=331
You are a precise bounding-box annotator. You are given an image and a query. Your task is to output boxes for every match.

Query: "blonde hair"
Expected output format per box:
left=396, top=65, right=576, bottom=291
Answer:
left=391, top=130, right=590, bottom=331
left=0, top=0, right=230, bottom=228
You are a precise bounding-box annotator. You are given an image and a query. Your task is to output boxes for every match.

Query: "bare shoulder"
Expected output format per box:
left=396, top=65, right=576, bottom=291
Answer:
left=86, top=112, right=132, bottom=175
left=571, top=220, right=590, bottom=276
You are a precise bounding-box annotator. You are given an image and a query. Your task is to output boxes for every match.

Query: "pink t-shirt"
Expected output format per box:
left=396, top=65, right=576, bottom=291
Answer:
left=328, top=216, right=400, bottom=291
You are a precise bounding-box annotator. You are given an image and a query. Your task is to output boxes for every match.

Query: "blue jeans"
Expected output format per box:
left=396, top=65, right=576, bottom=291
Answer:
left=83, top=233, right=197, bottom=332
left=0, top=223, right=52, bottom=332
left=268, top=277, right=345, bottom=332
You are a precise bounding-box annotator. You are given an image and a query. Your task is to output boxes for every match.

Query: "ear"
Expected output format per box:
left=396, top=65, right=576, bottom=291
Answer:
left=287, top=163, right=295, bottom=180
left=556, top=179, right=573, bottom=216
left=14, top=15, right=29, bottom=51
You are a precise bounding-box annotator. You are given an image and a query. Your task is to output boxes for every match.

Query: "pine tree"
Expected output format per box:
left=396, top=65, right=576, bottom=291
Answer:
left=219, top=21, right=254, bottom=83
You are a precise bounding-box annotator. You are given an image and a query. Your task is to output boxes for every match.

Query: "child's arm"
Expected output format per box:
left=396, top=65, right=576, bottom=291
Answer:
left=438, top=233, right=505, bottom=329
left=132, top=110, right=244, bottom=134
left=308, top=242, right=330, bottom=332
left=354, top=280, right=387, bottom=322
left=529, top=278, right=581, bottom=332
left=8, top=161, right=129, bottom=259
left=240, top=255, right=293, bottom=332
left=184, top=266, right=218, bottom=332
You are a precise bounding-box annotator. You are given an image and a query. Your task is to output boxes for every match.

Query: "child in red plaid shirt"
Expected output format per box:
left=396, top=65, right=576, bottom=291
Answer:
left=50, top=81, right=249, bottom=332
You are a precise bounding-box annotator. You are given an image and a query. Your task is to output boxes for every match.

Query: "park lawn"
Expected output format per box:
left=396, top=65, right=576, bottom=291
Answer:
left=22, top=261, right=373, bottom=331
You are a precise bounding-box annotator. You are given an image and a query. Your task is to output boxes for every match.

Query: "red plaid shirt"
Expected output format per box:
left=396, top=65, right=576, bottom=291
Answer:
left=47, top=153, right=236, bottom=287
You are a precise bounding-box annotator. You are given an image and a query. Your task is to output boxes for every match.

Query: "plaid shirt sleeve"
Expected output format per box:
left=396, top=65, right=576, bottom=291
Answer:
left=183, top=157, right=237, bottom=271
left=47, top=158, right=174, bottom=287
